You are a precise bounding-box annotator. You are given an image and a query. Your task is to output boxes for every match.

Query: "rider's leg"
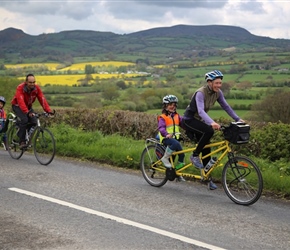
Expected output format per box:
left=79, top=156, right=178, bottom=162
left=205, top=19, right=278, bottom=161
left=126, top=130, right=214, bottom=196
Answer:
left=161, top=138, right=182, bottom=168
left=161, top=146, right=174, bottom=168
left=12, top=105, right=28, bottom=145
left=183, top=119, right=214, bottom=168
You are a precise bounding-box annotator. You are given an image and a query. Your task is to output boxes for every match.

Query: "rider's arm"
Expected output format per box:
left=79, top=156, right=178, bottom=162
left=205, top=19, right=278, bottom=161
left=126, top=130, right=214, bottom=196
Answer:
left=217, top=91, right=240, bottom=122
left=196, top=92, right=215, bottom=125
left=158, top=116, right=169, bottom=137
left=36, top=85, right=52, bottom=113
left=14, top=84, right=30, bottom=114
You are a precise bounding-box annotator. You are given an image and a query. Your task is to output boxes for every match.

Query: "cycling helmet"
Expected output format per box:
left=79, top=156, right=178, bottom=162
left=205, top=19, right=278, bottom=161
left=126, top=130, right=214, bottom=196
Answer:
left=0, top=96, right=5, bottom=106
left=163, top=95, right=178, bottom=104
left=205, top=70, right=223, bottom=81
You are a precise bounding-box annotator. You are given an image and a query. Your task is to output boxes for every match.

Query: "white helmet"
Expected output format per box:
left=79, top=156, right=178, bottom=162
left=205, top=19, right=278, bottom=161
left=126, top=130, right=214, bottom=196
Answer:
left=163, top=95, right=178, bottom=104
left=205, top=70, right=223, bottom=81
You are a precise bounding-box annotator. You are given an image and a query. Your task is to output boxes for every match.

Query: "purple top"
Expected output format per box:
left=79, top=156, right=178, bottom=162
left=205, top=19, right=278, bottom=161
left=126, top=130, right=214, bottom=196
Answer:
left=196, top=91, right=240, bottom=125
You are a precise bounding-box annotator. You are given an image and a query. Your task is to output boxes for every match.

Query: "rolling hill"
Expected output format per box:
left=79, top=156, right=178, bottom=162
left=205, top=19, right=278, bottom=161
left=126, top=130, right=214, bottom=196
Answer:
left=1, top=24, right=290, bottom=63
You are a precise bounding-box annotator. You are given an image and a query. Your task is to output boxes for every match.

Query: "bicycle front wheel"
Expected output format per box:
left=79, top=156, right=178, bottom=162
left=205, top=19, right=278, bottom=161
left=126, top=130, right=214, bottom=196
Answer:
left=140, top=144, right=168, bottom=187
left=33, top=127, right=56, bottom=165
left=7, top=124, right=24, bottom=159
left=222, top=155, right=263, bottom=206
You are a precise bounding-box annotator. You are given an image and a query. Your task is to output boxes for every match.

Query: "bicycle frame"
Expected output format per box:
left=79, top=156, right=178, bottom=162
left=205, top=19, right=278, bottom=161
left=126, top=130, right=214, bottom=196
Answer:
left=25, top=113, right=44, bottom=148
left=147, top=139, right=232, bottom=181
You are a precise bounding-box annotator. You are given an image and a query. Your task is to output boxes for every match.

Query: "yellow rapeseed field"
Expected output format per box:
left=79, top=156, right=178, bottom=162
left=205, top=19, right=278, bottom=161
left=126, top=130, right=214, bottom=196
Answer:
left=5, top=63, right=61, bottom=70
left=7, top=61, right=142, bottom=85
left=19, top=73, right=142, bottom=86
left=58, top=61, right=135, bottom=71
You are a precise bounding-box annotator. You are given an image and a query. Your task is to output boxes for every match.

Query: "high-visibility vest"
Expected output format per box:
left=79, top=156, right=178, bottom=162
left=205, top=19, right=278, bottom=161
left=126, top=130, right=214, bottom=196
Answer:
left=158, top=113, right=181, bottom=142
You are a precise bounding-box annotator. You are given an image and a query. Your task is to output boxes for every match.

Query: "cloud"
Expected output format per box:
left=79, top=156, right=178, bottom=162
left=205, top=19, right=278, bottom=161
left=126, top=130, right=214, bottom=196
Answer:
left=0, top=0, right=289, bottom=39
left=238, top=0, right=265, bottom=14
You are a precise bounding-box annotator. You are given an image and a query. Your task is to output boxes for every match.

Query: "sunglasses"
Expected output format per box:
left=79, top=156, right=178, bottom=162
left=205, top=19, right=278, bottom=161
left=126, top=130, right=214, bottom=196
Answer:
left=28, top=81, right=36, bottom=84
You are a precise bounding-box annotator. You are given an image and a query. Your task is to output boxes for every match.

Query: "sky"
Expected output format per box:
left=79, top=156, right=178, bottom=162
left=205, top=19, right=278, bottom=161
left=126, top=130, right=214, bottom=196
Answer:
left=0, top=0, right=289, bottom=40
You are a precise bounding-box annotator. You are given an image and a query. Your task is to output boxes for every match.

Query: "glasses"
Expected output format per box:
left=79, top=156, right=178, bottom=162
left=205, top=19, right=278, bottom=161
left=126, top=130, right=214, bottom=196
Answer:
left=28, top=81, right=36, bottom=84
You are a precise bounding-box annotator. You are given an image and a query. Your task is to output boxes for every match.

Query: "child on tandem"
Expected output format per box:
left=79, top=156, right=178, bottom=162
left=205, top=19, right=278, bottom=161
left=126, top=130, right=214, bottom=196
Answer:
left=157, top=95, right=185, bottom=181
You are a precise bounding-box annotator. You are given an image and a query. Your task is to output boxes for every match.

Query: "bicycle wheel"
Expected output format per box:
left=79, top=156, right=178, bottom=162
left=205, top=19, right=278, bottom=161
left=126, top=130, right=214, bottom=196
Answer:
left=33, top=127, right=56, bottom=165
left=222, top=155, right=263, bottom=206
left=7, top=124, right=24, bottom=159
left=140, top=144, right=168, bottom=187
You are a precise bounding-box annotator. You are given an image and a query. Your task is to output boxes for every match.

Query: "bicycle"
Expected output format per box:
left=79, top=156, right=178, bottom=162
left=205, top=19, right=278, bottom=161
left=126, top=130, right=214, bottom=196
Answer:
left=140, top=122, right=263, bottom=206
left=7, top=111, right=56, bottom=165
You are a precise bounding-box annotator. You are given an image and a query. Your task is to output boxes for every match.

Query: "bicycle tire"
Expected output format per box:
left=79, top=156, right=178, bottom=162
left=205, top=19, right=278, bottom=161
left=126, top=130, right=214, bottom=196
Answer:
left=33, top=127, right=56, bottom=165
left=140, top=144, right=168, bottom=187
left=7, top=124, right=24, bottom=159
left=222, top=155, right=263, bottom=206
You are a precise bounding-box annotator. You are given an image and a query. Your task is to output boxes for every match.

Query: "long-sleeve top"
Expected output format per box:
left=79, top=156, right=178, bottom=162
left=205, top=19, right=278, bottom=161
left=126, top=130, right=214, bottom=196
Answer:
left=11, top=82, right=51, bottom=114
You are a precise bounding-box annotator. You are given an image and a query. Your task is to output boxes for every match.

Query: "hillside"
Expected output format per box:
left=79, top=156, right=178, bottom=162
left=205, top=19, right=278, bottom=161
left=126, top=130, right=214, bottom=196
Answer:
left=1, top=24, right=290, bottom=63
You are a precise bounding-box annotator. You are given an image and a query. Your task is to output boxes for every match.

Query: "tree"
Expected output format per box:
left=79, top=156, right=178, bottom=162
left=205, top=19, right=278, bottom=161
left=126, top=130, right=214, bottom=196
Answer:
left=250, top=91, right=290, bottom=123
left=116, top=80, right=127, bottom=90
left=85, top=64, right=94, bottom=74
left=102, top=86, right=120, bottom=101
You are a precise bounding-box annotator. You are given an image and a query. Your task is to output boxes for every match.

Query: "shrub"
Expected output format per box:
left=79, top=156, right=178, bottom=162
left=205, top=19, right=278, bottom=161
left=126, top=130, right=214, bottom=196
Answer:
left=250, top=122, right=290, bottom=161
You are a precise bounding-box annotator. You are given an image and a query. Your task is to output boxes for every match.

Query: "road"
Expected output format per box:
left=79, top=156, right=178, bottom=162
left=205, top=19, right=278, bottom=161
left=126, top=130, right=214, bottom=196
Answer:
left=0, top=149, right=289, bottom=250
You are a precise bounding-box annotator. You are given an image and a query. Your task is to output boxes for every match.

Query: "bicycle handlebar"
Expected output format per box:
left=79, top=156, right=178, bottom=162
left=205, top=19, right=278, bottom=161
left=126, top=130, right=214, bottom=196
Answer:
left=34, top=110, right=56, bottom=118
left=220, top=121, right=247, bottom=131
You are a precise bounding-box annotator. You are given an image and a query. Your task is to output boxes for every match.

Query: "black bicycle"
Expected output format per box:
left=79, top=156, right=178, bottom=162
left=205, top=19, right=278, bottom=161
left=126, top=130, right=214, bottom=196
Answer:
left=7, top=112, right=56, bottom=165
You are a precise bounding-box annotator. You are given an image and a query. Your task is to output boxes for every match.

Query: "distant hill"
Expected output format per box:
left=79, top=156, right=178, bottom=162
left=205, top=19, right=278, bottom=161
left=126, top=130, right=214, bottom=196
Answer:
left=1, top=24, right=290, bottom=63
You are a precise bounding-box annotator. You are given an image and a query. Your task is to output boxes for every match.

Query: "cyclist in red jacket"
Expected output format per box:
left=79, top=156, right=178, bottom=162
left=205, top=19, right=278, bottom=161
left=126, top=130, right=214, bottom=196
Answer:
left=11, top=73, right=52, bottom=149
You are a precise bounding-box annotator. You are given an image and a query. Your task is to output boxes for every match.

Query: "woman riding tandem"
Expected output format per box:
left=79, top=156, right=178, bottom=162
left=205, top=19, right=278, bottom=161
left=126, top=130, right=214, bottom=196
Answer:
left=183, top=70, right=244, bottom=190
left=158, top=95, right=185, bottom=181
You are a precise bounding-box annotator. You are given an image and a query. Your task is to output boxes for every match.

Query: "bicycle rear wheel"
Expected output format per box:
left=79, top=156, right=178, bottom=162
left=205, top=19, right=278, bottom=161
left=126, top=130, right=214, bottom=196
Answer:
left=33, top=127, right=56, bottom=165
left=222, top=155, right=263, bottom=206
left=140, top=144, right=168, bottom=187
left=7, top=124, right=24, bottom=159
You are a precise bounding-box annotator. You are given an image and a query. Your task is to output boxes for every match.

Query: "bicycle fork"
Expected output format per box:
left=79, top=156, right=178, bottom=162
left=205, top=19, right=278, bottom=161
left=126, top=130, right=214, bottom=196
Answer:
left=227, top=152, right=250, bottom=182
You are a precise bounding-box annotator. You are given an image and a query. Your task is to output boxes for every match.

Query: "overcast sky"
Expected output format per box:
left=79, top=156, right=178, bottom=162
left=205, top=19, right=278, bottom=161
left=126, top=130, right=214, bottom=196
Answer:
left=0, top=0, right=289, bottom=39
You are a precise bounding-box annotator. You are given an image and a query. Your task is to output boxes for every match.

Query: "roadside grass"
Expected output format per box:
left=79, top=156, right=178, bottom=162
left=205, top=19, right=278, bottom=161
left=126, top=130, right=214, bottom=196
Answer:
left=50, top=123, right=290, bottom=198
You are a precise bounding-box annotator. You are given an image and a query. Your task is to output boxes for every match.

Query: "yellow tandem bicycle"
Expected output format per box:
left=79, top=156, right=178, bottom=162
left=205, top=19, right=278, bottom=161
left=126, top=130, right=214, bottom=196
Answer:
left=140, top=122, right=263, bottom=206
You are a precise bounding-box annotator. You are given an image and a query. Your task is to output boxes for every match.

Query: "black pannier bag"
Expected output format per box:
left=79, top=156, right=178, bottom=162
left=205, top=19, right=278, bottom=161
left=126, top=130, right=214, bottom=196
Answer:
left=223, top=122, right=250, bottom=144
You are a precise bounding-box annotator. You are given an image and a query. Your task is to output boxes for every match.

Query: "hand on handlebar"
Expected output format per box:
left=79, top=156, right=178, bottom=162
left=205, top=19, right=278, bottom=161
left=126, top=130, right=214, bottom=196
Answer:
left=211, top=122, right=221, bottom=130
left=47, top=110, right=56, bottom=117
left=28, top=112, right=35, bottom=118
left=237, top=119, right=245, bottom=123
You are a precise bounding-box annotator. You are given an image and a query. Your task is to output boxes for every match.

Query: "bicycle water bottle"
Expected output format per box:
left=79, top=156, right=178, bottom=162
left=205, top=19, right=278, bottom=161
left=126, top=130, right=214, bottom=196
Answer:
left=204, top=157, right=217, bottom=173
left=28, top=126, right=35, bottom=137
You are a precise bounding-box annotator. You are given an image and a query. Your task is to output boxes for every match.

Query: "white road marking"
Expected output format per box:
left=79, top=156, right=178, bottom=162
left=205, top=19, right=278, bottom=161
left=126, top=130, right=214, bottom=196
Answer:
left=9, top=187, right=226, bottom=250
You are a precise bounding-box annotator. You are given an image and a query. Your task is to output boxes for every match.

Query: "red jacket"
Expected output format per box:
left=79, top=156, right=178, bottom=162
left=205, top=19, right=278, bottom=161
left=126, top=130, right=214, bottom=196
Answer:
left=11, top=82, right=51, bottom=114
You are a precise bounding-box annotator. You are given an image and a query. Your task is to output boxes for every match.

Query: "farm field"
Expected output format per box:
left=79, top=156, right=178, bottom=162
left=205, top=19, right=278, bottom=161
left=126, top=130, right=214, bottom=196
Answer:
left=6, top=61, right=147, bottom=86
left=22, top=73, right=144, bottom=86
left=5, top=61, right=136, bottom=71
left=5, top=63, right=61, bottom=70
